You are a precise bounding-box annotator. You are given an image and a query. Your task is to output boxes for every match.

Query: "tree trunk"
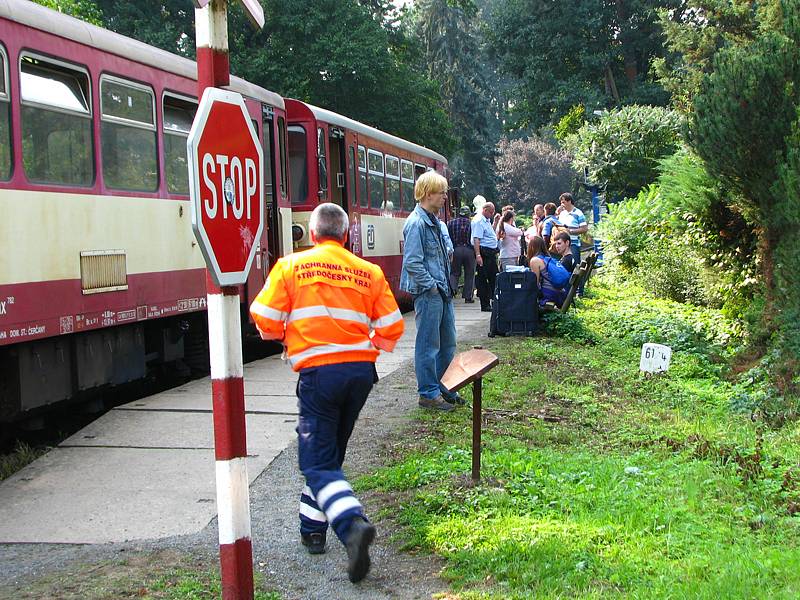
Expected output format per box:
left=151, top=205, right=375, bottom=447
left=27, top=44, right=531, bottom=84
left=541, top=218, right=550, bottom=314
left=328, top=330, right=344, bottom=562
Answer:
left=604, top=65, right=620, bottom=103
left=615, top=0, right=638, bottom=85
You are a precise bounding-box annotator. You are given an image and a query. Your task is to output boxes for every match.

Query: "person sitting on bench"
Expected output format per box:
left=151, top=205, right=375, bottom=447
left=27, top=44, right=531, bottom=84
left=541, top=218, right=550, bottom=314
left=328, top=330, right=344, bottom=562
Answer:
left=526, top=235, right=568, bottom=307
left=551, top=231, right=576, bottom=272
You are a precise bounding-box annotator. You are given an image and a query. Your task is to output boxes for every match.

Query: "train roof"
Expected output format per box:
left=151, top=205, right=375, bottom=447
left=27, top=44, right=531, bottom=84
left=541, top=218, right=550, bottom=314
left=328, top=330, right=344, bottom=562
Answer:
left=0, top=0, right=284, bottom=110
left=287, top=99, right=448, bottom=165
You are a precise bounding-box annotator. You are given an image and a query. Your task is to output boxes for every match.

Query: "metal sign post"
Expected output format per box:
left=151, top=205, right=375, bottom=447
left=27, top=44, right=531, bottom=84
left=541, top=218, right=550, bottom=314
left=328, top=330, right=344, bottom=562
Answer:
left=440, top=347, right=499, bottom=482
left=189, top=1, right=264, bottom=598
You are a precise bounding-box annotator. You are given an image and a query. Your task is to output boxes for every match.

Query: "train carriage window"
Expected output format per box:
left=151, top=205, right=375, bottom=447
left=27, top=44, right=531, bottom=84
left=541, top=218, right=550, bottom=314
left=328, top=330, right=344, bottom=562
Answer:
left=20, top=54, right=93, bottom=186
left=162, top=93, right=196, bottom=194
left=385, top=155, right=400, bottom=213
left=357, top=145, right=367, bottom=208
left=317, top=127, right=327, bottom=199
left=100, top=76, right=157, bottom=191
left=367, top=149, right=384, bottom=210
left=0, top=46, right=9, bottom=180
left=288, top=125, right=308, bottom=205
left=278, top=116, right=288, bottom=198
left=347, top=145, right=356, bottom=206
left=401, top=159, right=414, bottom=211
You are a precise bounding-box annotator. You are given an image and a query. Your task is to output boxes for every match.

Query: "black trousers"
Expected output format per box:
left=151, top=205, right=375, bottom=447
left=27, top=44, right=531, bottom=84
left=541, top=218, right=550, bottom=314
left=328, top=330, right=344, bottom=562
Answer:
left=475, top=246, right=498, bottom=309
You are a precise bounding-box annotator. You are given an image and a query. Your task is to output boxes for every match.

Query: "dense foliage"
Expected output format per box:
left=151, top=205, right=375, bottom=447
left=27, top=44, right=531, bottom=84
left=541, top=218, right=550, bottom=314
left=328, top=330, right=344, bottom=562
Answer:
left=567, top=105, right=684, bottom=199
left=484, top=0, right=678, bottom=129
left=495, top=137, right=575, bottom=211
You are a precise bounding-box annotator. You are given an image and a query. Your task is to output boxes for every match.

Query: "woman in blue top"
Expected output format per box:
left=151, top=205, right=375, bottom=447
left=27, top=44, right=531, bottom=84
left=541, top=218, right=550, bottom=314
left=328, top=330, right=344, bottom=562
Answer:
left=526, top=236, right=568, bottom=307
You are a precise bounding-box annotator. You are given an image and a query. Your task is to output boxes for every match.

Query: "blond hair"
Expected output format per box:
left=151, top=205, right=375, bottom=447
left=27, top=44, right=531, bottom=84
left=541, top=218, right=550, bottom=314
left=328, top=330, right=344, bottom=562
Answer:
left=414, top=171, right=448, bottom=202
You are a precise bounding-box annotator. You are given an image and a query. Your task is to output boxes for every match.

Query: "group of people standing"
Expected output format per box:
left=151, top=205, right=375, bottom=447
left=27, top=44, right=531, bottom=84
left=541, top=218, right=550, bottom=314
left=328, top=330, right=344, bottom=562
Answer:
left=244, top=169, right=588, bottom=585
left=446, top=191, right=587, bottom=311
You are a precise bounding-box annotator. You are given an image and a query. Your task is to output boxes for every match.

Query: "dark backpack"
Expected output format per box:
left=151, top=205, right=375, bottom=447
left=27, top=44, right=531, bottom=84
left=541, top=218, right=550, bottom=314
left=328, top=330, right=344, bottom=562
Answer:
left=543, top=256, right=571, bottom=289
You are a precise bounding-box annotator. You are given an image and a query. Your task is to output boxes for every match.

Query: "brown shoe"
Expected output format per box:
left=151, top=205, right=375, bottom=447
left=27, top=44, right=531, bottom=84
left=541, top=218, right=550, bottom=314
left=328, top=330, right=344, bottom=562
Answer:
left=418, top=395, right=455, bottom=411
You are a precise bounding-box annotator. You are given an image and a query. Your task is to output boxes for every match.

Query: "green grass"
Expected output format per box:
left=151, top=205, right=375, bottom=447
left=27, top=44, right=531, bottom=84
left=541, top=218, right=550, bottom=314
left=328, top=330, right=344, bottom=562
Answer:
left=0, top=551, right=282, bottom=600
left=0, top=441, right=48, bottom=481
left=357, top=278, right=800, bottom=599
left=147, top=568, right=280, bottom=600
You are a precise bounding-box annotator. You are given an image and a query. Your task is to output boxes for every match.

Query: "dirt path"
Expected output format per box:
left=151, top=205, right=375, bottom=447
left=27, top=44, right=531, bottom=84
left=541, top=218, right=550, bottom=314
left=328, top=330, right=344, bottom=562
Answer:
left=0, top=318, right=486, bottom=599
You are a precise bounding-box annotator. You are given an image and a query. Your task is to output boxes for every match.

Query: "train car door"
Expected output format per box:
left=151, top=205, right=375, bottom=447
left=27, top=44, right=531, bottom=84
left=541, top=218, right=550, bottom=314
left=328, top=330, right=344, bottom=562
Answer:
left=328, top=126, right=347, bottom=212
left=262, top=106, right=280, bottom=273
left=344, top=130, right=360, bottom=254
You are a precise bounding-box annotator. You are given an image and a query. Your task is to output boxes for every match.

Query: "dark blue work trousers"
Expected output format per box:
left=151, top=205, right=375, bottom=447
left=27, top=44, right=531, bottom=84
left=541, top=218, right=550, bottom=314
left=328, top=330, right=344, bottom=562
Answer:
left=296, top=361, right=376, bottom=543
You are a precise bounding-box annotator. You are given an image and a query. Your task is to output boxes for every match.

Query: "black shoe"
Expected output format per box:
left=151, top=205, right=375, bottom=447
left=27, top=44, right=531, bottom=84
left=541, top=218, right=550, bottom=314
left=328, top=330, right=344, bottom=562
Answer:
left=301, top=531, right=327, bottom=555
left=465, top=298, right=475, bottom=303
left=481, top=306, right=492, bottom=312
left=345, top=517, right=376, bottom=583
left=448, top=393, right=466, bottom=405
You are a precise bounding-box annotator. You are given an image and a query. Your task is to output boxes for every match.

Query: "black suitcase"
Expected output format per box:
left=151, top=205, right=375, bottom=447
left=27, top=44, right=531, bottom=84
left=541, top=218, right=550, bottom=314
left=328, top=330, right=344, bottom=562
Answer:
left=488, top=270, right=538, bottom=337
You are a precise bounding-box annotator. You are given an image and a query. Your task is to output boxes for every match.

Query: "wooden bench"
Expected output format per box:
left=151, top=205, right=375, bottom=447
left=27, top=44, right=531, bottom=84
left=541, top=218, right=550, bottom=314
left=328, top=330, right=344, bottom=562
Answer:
left=540, top=251, right=598, bottom=313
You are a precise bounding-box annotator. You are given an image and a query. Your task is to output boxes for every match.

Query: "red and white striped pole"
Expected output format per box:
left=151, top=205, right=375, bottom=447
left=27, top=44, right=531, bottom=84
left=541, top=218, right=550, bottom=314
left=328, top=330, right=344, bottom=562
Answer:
left=194, top=1, right=253, bottom=598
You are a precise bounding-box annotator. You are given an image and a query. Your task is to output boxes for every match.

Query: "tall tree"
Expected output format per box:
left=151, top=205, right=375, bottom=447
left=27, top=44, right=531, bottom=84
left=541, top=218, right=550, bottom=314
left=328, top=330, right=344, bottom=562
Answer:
left=225, top=0, right=455, bottom=154
left=30, top=0, right=102, bottom=25
left=654, top=0, right=781, bottom=111
left=692, top=0, right=800, bottom=388
left=485, top=0, right=678, bottom=129
left=495, top=137, right=575, bottom=211
left=94, top=0, right=195, bottom=56
left=412, top=0, right=500, bottom=200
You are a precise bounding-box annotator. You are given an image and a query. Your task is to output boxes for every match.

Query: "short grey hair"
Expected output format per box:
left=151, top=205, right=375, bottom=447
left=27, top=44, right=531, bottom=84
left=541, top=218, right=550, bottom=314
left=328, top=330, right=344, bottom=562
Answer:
left=309, top=203, right=349, bottom=241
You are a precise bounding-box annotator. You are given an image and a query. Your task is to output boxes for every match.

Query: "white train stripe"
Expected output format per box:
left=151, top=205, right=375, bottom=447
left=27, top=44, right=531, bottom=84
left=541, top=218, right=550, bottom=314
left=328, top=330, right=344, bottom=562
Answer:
left=288, top=306, right=369, bottom=325
left=0, top=190, right=205, bottom=286
left=325, top=496, right=362, bottom=523
left=316, top=480, right=353, bottom=509
left=299, top=502, right=327, bottom=523
left=215, top=457, right=251, bottom=545
left=208, top=293, right=244, bottom=380
left=371, top=309, right=403, bottom=329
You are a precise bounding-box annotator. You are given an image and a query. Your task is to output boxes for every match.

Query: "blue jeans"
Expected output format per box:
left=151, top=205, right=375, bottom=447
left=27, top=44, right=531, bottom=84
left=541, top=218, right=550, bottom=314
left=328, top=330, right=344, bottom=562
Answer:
left=572, top=243, right=585, bottom=295
left=413, top=287, right=457, bottom=401
left=296, top=362, right=375, bottom=543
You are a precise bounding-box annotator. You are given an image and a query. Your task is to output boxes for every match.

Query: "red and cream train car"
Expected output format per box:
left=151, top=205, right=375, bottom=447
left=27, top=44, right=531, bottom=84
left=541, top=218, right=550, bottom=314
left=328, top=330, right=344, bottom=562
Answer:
left=284, top=100, right=449, bottom=305
left=0, top=0, right=292, bottom=423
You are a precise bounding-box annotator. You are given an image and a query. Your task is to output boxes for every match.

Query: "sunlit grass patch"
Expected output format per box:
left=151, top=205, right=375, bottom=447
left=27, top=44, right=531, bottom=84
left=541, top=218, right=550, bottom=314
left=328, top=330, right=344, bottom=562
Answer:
left=360, top=277, right=800, bottom=598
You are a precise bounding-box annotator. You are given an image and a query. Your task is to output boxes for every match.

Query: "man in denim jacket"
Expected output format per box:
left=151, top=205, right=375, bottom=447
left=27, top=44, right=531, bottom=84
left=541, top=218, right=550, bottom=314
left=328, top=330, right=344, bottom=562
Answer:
left=400, top=171, right=462, bottom=411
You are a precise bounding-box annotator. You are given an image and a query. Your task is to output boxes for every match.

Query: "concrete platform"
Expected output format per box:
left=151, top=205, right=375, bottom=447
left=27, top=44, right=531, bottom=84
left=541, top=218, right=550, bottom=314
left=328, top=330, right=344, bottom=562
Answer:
left=0, top=300, right=486, bottom=544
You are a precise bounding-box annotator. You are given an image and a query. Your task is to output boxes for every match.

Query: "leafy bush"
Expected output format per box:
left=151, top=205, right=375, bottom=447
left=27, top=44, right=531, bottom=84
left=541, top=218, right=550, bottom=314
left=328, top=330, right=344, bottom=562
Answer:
left=593, top=184, right=666, bottom=270
left=568, top=105, right=684, bottom=199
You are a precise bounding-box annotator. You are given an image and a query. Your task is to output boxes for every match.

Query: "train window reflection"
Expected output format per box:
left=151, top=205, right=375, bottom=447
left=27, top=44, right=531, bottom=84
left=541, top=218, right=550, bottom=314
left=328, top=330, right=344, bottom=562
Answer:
left=367, top=149, right=384, bottom=210
left=100, top=76, right=156, bottom=191
left=401, top=159, right=414, bottom=211
left=288, top=125, right=308, bottom=205
left=358, top=145, right=367, bottom=208
left=348, top=146, right=356, bottom=207
left=21, top=54, right=92, bottom=186
left=163, top=93, right=196, bottom=194
left=385, top=155, right=400, bottom=213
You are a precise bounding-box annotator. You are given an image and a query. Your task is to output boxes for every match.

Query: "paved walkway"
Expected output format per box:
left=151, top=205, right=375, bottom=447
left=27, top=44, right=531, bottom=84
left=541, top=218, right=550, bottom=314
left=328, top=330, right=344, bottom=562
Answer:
left=0, top=301, right=486, bottom=544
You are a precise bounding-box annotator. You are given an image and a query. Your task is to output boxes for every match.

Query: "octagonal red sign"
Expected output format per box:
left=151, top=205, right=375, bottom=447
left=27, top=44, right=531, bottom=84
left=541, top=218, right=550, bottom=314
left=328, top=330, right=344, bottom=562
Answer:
left=188, top=88, right=264, bottom=287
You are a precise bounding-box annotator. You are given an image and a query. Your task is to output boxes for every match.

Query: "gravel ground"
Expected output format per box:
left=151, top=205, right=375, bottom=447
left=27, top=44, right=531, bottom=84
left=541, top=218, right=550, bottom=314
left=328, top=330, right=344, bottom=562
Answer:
left=0, top=317, right=486, bottom=599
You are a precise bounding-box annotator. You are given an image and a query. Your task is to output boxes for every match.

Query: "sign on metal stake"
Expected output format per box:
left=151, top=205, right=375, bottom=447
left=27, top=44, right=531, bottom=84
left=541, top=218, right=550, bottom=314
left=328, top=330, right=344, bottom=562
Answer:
left=441, top=347, right=499, bottom=482
left=189, top=1, right=264, bottom=598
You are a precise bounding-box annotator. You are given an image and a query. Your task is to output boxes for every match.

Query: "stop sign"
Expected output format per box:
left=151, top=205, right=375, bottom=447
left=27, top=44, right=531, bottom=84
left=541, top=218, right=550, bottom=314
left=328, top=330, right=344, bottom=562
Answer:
left=188, top=87, right=264, bottom=287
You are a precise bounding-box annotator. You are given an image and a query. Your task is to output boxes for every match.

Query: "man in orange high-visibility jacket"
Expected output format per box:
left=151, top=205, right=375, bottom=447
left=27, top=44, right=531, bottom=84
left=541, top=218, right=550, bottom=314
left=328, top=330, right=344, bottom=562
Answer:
left=250, top=203, right=404, bottom=584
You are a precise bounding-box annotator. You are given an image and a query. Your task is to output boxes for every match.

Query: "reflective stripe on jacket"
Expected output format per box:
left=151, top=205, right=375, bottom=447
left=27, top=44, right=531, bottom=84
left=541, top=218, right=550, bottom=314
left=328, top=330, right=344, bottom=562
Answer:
left=249, top=240, right=404, bottom=371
